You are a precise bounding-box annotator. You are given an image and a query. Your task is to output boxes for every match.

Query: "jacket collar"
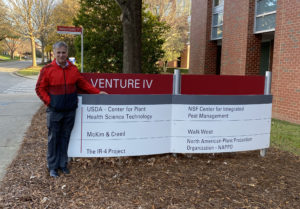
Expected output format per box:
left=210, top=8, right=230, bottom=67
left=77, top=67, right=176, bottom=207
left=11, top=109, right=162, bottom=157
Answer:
left=52, top=59, right=72, bottom=69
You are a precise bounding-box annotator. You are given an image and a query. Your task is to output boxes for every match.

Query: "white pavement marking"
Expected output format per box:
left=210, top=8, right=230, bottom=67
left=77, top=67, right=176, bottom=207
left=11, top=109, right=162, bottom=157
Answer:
left=2, top=78, right=37, bottom=94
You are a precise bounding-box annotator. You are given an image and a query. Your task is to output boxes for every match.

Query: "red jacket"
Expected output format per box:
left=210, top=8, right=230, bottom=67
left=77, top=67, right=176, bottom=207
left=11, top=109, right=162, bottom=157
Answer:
left=36, top=59, right=100, bottom=111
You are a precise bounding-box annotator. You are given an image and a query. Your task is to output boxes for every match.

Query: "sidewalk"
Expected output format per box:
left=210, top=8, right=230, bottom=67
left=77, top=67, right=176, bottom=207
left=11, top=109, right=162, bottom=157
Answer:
left=0, top=74, right=41, bottom=182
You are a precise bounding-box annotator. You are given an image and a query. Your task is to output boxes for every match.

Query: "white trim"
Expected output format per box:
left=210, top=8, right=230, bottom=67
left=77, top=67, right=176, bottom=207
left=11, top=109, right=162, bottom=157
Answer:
left=213, top=24, right=223, bottom=27
left=211, top=37, right=222, bottom=41
left=256, top=10, right=276, bottom=18
left=254, top=28, right=275, bottom=34
left=57, top=31, right=82, bottom=35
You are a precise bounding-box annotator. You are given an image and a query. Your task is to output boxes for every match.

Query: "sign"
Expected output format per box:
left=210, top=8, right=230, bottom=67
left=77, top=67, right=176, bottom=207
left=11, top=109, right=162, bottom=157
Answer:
left=82, top=73, right=266, bottom=95
left=57, top=26, right=82, bottom=35
left=57, top=25, right=84, bottom=73
left=82, top=73, right=174, bottom=94
left=181, top=75, right=265, bottom=95
left=68, top=94, right=272, bottom=157
left=171, top=95, right=272, bottom=153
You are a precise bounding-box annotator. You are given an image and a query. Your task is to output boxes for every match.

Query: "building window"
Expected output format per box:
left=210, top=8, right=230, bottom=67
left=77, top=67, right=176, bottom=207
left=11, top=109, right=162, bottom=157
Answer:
left=214, top=0, right=224, bottom=7
left=254, top=0, right=277, bottom=33
left=211, top=0, right=224, bottom=40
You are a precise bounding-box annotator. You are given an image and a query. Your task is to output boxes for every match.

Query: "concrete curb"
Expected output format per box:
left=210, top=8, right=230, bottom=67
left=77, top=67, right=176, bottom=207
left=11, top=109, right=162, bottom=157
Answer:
left=13, top=71, right=39, bottom=80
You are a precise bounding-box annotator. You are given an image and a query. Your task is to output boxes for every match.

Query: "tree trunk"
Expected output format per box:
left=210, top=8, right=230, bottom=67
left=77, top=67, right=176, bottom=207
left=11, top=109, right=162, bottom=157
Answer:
left=30, top=35, right=37, bottom=67
left=41, top=41, right=45, bottom=64
left=10, top=50, right=14, bottom=60
left=115, top=0, right=142, bottom=73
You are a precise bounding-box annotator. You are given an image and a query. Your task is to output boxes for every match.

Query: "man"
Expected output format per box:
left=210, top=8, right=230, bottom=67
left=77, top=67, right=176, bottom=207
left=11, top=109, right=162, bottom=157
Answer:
left=36, top=41, right=106, bottom=178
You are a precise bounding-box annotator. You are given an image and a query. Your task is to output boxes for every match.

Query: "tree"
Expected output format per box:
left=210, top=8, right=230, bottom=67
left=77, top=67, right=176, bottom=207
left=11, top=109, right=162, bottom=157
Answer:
left=144, top=0, right=190, bottom=67
left=141, top=10, right=167, bottom=73
left=115, top=0, right=142, bottom=73
left=17, top=39, right=32, bottom=59
left=45, top=0, right=81, bottom=60
left=6, top=0, right=38, bottom=66
left=74, top=0, right=167, bottom=74
left=74, top=0, right=123, bottom=73
left=33, top=0, right=56, bottom=64
left=4, top=36, right=21, bottom=59
left=0, top=0, right=11, bottom=41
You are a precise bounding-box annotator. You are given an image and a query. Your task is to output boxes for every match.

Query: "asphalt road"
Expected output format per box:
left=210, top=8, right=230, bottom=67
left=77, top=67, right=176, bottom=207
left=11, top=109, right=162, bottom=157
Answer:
left=0, top=60, right=33, bottom=72
left=0, top=60, right=42, bottom=182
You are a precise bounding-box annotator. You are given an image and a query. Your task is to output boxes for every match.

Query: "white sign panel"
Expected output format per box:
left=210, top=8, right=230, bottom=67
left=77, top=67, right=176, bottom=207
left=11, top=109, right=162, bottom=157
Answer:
left=171, top=104, right=272, bottom=153
left=68, top=95, right=272, bottom=157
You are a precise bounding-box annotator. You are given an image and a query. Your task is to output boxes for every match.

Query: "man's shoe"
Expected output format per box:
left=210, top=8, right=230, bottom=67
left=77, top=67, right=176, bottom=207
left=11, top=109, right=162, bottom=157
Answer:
left=50, top=169, right=59, bottom=178
left=60, top=167, right=70, bottom=174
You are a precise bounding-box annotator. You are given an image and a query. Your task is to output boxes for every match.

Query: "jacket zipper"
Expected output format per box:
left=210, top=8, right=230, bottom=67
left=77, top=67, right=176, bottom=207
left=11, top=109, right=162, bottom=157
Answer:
left=63, top=68, right=67, bottom=105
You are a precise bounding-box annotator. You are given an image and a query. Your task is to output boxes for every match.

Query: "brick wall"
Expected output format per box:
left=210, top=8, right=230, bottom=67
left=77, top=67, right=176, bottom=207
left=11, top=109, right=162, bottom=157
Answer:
left=221, top=0, right=261, bottom=75
left=180, top=45, right=190, bottom=69
left=167, top=61, right=177, bottom=68
left=245, top=0, right=261, bottom=75
left=189, top=0, right=300, bottom=124
left=271, top=0, right=300, bottom=124
left=189, top=0, right=206, bottom=74
left=189, top=0, right=217, bottom=74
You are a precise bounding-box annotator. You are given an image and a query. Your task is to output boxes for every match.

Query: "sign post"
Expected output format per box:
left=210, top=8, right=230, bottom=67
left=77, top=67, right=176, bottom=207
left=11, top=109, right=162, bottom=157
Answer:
left=57, top=26, right=84, bottom=73
left=260, top=71, right=272, bottom=157
left=81, top=27, right=84, bottom=73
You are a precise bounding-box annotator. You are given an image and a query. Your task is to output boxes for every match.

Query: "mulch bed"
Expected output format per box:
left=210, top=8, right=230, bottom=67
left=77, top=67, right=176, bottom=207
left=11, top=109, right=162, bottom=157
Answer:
left=0, top=106, right=299, bottom=209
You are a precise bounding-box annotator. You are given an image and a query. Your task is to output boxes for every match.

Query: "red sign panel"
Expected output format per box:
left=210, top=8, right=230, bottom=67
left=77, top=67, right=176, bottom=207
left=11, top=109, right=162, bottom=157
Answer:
left=81, top=73, right=265, bottom=95
left=82, top=73, right=174, bottom=94
left=181, top=75, right=265, bottom=95
left=57, top=26, right=82, bottom=35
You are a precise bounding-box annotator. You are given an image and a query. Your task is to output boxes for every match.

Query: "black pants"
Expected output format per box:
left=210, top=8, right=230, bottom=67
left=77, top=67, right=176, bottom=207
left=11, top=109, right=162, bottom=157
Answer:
left=46, top=108, right=75, bottom=170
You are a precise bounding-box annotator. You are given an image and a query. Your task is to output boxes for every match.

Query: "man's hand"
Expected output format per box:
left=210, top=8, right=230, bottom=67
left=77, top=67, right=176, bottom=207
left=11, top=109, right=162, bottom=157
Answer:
left=99, top=91, right=108, bottom=94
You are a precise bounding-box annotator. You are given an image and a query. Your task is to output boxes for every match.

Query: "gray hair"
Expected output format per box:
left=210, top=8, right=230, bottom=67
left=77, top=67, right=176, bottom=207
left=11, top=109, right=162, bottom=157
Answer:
left=53, top=41, right=68, bottom=51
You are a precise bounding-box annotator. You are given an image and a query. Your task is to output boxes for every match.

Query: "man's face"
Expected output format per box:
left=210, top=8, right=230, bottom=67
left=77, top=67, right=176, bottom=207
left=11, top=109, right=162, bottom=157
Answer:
left=54, top=46, right=68, bottom=65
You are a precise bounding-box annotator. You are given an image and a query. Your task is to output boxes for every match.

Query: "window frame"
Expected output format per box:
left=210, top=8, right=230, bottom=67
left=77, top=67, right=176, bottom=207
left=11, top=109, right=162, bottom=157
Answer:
left=211, top=0, right=224, bottom=40
left=254, top=0, right=277, bottom=34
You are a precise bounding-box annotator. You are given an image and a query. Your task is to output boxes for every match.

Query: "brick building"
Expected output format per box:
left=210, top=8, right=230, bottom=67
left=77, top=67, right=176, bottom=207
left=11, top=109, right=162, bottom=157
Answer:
left=165, top=45, right=190, bottom=69
left=190, top=0, right=300, bottom=124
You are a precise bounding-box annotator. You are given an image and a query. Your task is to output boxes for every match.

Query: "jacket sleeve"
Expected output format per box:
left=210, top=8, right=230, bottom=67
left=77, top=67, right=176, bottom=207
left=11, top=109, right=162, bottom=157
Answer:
left=35, top=67, right=51, bottom=105
left=76, top=71, right=100, bottom=94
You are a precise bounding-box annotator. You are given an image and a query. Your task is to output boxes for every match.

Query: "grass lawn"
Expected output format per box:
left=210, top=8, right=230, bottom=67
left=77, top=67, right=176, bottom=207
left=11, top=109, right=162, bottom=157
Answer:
left=0, top=54, right=22, bottom=62
left=0, top=55, right=12, bottom=62
left=17, top=65, right=42, bottom=76
left=271, top=119, right=300, bottom=155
